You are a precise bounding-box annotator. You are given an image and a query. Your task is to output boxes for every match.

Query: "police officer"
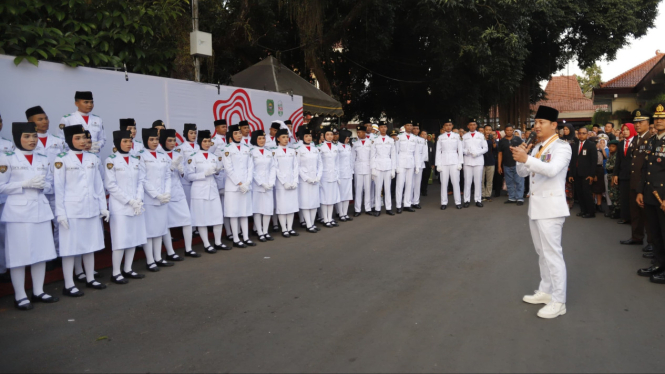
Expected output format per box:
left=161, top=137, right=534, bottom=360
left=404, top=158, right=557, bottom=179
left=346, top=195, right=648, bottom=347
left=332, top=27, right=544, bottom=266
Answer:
left=352, top=125, right=372, bottom=216
left=636, top=103, right=665, bottom=284
left=462, top=119, right=487, bottom=208
left=395, top=122, right=421, bottom=213
left=371, top=123, right=397, bottom=216
left=512, top=106, right=571, bottom=319
left=59, top=91, right=106, bottom=153
left=436, top=119, right=464, bottom=209
left=54, top=125, right=108, bottom=296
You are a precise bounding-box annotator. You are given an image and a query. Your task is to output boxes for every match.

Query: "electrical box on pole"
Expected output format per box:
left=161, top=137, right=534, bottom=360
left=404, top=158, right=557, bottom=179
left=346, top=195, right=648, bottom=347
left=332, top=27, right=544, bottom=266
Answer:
left=190, top=31, right=212, bottom=57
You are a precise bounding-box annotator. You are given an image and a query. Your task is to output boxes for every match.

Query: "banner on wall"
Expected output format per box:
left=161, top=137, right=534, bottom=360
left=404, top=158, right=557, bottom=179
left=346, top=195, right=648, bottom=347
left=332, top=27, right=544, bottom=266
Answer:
left=0, top=55, right=303, bottom=159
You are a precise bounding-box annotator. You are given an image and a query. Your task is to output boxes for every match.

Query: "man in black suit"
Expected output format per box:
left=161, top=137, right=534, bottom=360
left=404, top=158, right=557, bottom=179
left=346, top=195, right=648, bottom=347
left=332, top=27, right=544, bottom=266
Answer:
left=569, top=127, right=597, bottom=218
left=613, top=124, right=635, bottom=224
left=420, top=130, right=435, bottom=196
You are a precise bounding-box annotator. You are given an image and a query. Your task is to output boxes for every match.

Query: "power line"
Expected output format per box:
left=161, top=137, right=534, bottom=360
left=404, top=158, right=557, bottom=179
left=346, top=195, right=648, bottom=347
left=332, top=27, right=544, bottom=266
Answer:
left=343, top=55, right=425, bottom=83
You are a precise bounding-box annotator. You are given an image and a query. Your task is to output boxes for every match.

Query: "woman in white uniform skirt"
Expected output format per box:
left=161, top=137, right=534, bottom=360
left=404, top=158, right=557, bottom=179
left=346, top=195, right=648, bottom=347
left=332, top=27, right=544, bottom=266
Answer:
left=186, top=130, right=229, bottom=253
left=139, top=128, right=173, bottom=269
left=297, top=128, right=322, bottom=233
left=250, top=130, right=277, bottom=242
left=159, top=129, right=200, bottom=259
left=336, top=130, right=354, bottom=222
left=175, top=123, right=199, bottom=206
left=54, top=125, right=108, bottom=297
left=319, top=126, right=341, bottom=228
left=105, top=130, right=148, bottom=285
left=222, top=124, right=256, bottom=248
left=273, top=129, right=300, bottom=237
left=0, top=122, right=58, bottom=310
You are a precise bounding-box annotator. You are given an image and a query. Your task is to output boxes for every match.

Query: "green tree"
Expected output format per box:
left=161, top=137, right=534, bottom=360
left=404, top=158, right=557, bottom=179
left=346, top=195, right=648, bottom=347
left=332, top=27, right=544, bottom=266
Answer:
left=577, top=63, right=603, bottom=94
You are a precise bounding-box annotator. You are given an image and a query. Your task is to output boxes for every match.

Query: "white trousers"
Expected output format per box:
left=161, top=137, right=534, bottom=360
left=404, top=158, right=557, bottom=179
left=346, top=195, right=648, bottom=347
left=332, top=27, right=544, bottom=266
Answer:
left=529, top=217, right=567, bottom=303
left=354, top=173, right=371, bottom=213
left=463, top=165, right=483, bottom=203
left=47, top=194, right=59, bottom=253
left=374, top=171, right=392, bottom=211
left=395, top=168, right=414, bottom=208
left=440, top=165, right=461, bottom=205
left=369, top=178, right=375, bottom=208
left=412, top=168, right=423, bottom=205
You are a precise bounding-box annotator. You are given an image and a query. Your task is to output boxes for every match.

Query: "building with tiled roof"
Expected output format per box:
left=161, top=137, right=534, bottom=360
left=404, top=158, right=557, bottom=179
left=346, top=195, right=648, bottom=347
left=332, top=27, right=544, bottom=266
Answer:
left=531, top=75, right=608, bottom=127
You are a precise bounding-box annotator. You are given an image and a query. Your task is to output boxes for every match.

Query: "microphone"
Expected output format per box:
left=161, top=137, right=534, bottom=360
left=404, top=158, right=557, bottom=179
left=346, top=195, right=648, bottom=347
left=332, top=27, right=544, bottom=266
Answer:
left=524, top=131, right=538, bottom=148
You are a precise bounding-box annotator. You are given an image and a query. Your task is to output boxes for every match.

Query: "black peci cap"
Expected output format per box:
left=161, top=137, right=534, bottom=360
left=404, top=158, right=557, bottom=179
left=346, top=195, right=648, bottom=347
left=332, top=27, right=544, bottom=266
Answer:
left=534, top=105, right=559, bottom=122
left=25, top=106, right=45, bottom=119
left=119, top=118, right=136, bottom=130
left=152, top=120, right=165, bottom=128
left=214, top=119, right=227, bottom=127
left=75, top=91, right=93, bottom=100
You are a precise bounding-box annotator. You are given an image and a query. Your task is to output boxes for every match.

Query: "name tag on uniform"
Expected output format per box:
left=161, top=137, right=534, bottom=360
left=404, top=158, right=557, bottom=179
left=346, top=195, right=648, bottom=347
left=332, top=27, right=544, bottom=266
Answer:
left=582, top=150, right=587, bottom=156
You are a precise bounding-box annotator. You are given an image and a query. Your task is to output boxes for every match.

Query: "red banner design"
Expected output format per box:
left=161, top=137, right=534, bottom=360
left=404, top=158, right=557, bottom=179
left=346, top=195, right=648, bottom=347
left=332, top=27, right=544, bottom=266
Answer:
left=213, top=89, right=264, bottom=132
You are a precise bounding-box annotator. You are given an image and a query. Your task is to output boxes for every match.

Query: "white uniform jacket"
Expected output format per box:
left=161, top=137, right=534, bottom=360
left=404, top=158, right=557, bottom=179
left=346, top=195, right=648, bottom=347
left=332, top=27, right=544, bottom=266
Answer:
left=517, top=136, right=572, bottom=220
left=104, top=153, right=145, bottom=216
left=174, top=141, right=199, bottom=183
left=209, top=133, right=228, bottom=155
left=0, top=151, right=53, bottom=223
left=436, top=132, right=464, bottom=166
left=298, top=144, right=323, bottom=181
left=416, top=136, right=428, bottom=168
left=35, top=134, right=65, bottom=165
left=241, top=136, right=252, bottom=147
left=370, top=135, right=396, bottom=172
left=462, top=131, right=487, bottom=166
left=395, top=133, right=422, bottom=170
left=274, top=146, right=299, bottom=187
left=129, top=139, right=144, bottom=157
left=319, top=142, right=339, bottom=182
left=264, top=135, right=278, bottom=149
left=140, top=150, right=172, bottom=206
left=337, top=143, right=354, bottom=179
left=186, top=151, right=222, bottom=201
left=59, top=111, right=106, bottom=150
left=53, top=151, right=105, bottom=219
left=0, top=138, right=15, bottom=204
left=222, top=143, right=254, bottom=192
left=164, top=151, right=187, bottom=202
left=352, top=138, right=372, bottom=175
left=251, top=147, right=277, bottom=192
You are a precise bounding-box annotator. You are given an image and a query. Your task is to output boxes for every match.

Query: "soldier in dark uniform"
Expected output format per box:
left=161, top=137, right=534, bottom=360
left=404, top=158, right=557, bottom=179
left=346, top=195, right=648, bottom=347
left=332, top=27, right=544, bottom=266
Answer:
left=568, top=127, right=597, bottom=218
left=636, top=103, right=665, bottom=283
left=619, top=109, right=654, bottom=249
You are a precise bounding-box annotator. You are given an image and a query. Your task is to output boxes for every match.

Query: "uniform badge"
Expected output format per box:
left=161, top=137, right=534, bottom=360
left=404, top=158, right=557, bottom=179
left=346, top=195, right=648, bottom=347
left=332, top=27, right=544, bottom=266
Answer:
left=55, top=162, right=63, bottom=169
left=211, top=142, right=214, bottom=145
left=218, top=157, right=222, bottom=161
left=187, top=159, right=192, bottom=164
left=136, top=156, right=140, bottom=160
left=59, top=123, right=65, bottom=130
left=113, top=147, right=117, bottom=153
left=0, top=165, right=7, bottom=173
left=107, top=163, right=113, bottom=170
left=582, top=150, right=587, bottom=156
left=272, top=152, right=275, bottom=156
left=175, top=148, right=181, bottom=153
left=225, top=152, right=229, bottom=156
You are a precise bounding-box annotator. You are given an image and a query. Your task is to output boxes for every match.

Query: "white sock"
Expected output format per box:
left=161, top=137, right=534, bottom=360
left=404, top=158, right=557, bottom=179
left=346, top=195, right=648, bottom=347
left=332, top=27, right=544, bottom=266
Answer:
left=278, top=214, right=287, bottom=232
left=303, top=209, right=313, bottom=228
left=299, top=210, right=306, bottom=224
left=309, top=209, right=317, bottom=227
left=62, top=256, right=76, bottom=289
left=82, top=253, right=96, bottom=283
left=231, top=218, right=240, bottom=242
left=74, top=255, right=84, bottom=275
left=240, top=217, right=249, bottom=241
left=254, top=214, right=263, bottom=236
left=163, top=230, right=176, bottom=255
left=224, top=217, right=232, bottom=238
left=152, top=237, right=163, bottom=262
left=336, top=202, right=343, bottom=216
left=213, top=224, right=223, bottom=245
left=30, top=262, right=47, bottom=296
left=123, top=247, right=136, bottom=273
left=286, top=213, right=294, bottom=231
left=10, top=266, right=28, bottom=303
left=112, top=250, right=124, bottom=276
left=182, top=225, right=193, bottom=252
left=342, top=201, right=349, bottom=216
left=198, top=226, right=211, bottom=247
left=262, top=215, right=271, bottom=235
left=143, top=239, right=155, bottom=265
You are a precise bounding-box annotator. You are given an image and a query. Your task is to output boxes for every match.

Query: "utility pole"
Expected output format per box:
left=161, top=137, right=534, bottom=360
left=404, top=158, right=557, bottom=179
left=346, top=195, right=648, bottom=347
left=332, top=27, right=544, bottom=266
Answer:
left=192, top=0, right=200, bottom=82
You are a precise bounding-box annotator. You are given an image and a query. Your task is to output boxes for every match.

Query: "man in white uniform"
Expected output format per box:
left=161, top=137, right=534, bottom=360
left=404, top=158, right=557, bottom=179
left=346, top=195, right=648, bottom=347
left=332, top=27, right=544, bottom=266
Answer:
left=411, top=124, right=428, bottom=209
left=352, top=126, right=372, bottom=216
left=59, top=91, right=105, bottom=153
left=512, top=105, right=571, bottom=319
left=209, top=119, right=228, bottom=155
left=462, top=119, right=487, bottom=208
left=436, top=119, right=464, bottom=209
left=370, top=123, right=396, bottom=216
left=239, top=120, right=252, bottom=145
left=394, top=122, right=421, bottom=213
left=265, top=122, right=280, bottom=149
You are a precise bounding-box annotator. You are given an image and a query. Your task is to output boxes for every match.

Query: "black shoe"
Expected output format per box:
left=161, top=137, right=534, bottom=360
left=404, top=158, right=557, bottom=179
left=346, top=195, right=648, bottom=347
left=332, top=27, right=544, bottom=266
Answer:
left=339, top=216, right=348, bottom=222
left=325, top=222, right=333, bottom=228
left=245, top=240, right=257, bottom=246
left=259, top=235, right=267, bottom=242
left=650, top=272, right=665, bottom=284
left=643, top=244, right=654, bottom=252
left=610, top=213, right=620, bottom=219
left=14, top=298, right=34, bottom=310
left=282, top=231, right=291, bottom=238
left=413, top=204, right=422, bottom=209
left=165, top=254, right=184, bottom=262
left=617, top=220, right=631, bottom=224
left=272, top=225, right=280, bottom=232
left=204, top=246, right=217, bottom=254
left=504, top=200, right=516, bottom=204
left=215, top=243, right=231, bottom=250
left=422, top=191, right=428, bottom=196
left=156, top=259, right=174, bottom=267
left=289, top=230, right=299, bottom=237
left=314, top=226, right=321, bottom=231
left=331, top=220, right=339, bottom=227
left=184, top=250, right=201, bottom=258
left=234, top=241, right=247, bottom=248
left=620, top=238, right=643, bottom=245
left=404, top=207, right=415, bottom=212
left=582, top=214, right=596, bottom=218
left=638, top=265, right=663, bottom=277
left=386, top=210, right=395, bottom=216
left=74, top=272, right=87, bottom=283
left=516, top=201, right=524, bottom=206
left=476, top=202, right=483, bottom=207
left=441, top=205, right=447, bottom=210
left=596, top=205, right=604, bottom=213
left=62, top=286, right=84, bottom=297
left=300, top=221, right=307, bottom=228
left=604, top=212, right=612, bottom=217
left=226, top=235, right=234, bottom=242
left=110, top=274, right=129, bottom=284
left=86, top=280, right=107, bottom=290
left=396, top=208, right=403, bottom=214
left=354, top=212, right=361, bottom=217
left=456, top=205, right=462, bottom=209
left=644, top=252, right=655, bottom=259
left=32, top=292, right=61, bottom=303
left=307, top=226, right=318, bottom=233
left=366, top=211, right=374, bottom=216
left=576, top=212, right=585, bottom=217
left=192, top=229, right=199, bottom=235
left=146, top=263, right=161, bottom=272
left=463, top=202, right=470, bottom=208
left=265, top=234, right=275, bottom=241
left=121, top=270, right=145, bottom=279
left=345, top=216, right=353, bottom=221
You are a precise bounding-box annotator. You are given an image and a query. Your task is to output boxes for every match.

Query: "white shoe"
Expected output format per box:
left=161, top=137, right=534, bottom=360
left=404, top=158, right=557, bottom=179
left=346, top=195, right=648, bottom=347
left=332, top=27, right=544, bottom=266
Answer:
left=537, top=302, right=566, bottom=319
left=522, top=290, right=552, bottom=305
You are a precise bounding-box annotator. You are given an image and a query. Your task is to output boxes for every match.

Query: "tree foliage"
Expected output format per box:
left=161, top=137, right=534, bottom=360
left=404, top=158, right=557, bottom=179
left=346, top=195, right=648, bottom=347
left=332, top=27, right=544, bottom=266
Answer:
left=577, top=63, right=603, bottom=94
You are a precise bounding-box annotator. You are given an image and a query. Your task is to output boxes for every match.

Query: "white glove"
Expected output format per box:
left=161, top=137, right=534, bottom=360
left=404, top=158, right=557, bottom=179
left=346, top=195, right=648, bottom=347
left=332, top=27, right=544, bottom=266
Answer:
left=204, top=168, right=216, bottom=177
left=290, top=183, right=298, bottom=190
left=371, top=173, right=377, bottom=181
left=391, top=170, right=396, bottom=179
left=239, top=184, right=249, bottom=194
left=22, top=175, right=45, bottom=189
left=128, top=199, right=141, bottom=209
left=177, top=163, right=184, bottom=175
left=305, top=178, right=314, bottom=184
left=371, top=169, right=378, bottom=178
left=261, top=183, right=271, bottom=190
left=267, top=184, right=275, bottom=190
left=157, top=193, right=171, bottom=204
left=315, top=177, right=321, bottom=183
left=90, top=141, right=101, bottom=153
left=457, top=164, right=463, bottom=171
left=100, top=209, right=110, bottom=223
left=437, top=165, right=443, bottom=172
left=415, top=168, right=420, bottom=175
left=57, top=216, right=69, bottom=230
left=170, top=157, right=182, bottom=171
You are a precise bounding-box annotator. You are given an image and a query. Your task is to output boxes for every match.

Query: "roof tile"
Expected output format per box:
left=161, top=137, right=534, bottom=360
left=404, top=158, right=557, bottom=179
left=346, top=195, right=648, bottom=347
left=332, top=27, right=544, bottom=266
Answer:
left=599, top=53, right=665, bottom=88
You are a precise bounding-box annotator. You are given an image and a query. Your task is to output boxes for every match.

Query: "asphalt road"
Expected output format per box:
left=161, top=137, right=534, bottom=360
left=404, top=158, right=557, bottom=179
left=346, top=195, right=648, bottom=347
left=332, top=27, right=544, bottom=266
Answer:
left=0, top=184, right=663, bottom=373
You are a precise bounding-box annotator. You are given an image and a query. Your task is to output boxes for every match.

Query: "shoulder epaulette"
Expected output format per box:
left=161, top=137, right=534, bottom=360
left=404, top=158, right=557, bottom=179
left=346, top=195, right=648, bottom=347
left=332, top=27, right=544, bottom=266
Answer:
left=135, top=139, right=142, bottom=143
left=51, top=133, right=61, bottom=139
left=131, top=155, right=139, bottom=159
left=225, top=143, right=232, bottom=148
left=91, top=114, right=99, bottom=117
left=315, top=144, right=322, bottom=147
left=5, top=151, right=14, bottom=156
left=138, top=149, right=144, bottom=153
left=557, top=139, right=567, bottom=144
left=109, top=154, right=117, bottom=159
left=157, top=151, right=164, bottom=154
left=1, top=137, right=10, bottom=142
left=63, top=114, right=71, bottom=118
left=35, top=153, right=46, bottom=157
left=190, top=152, right=196, bottom=157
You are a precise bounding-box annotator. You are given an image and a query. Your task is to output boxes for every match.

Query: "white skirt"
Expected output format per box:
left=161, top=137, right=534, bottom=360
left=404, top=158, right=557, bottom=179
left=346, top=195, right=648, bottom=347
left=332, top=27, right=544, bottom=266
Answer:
left=320, top=181, right=340, bottom=205
left=167, top=198, right=191, bottom=228
left=276, top=183, right=299, bottom=214
left=182, top=183, right=192, bottom=207
left=0, top=204, right=6, bottom=273
left=5, top=221, right=57, bottom=268
left=225, top=190, right=253, bottom=217
left=252, top=183, right=274, bottom=215
left=190, top=196, right=224, bottom=227
left=144, top=203, right=169, bottom=238
left=339, top=178, right=353, bottom=201
left=58, top=216, right=105, bottom=257
left=110, top=214, right=147, bottom=250
left=298, top=178, right=320, bottom=209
